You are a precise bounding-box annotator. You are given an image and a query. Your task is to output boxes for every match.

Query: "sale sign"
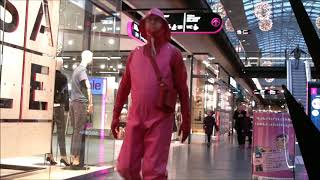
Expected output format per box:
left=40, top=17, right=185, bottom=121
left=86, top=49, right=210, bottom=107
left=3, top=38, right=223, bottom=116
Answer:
left=252, top=112, right=295, bottom=179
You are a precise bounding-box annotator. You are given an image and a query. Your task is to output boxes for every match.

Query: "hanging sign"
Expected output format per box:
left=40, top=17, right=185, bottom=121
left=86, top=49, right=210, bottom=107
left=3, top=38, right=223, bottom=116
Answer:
left=127, top=12, right=223, bottom=42
left=165, top=12, right=223, bottom=34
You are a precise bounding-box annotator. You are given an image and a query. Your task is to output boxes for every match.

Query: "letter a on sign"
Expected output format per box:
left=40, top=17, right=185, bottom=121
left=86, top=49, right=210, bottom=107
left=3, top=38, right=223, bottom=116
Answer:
left=26, top=0, right=59, bottom=56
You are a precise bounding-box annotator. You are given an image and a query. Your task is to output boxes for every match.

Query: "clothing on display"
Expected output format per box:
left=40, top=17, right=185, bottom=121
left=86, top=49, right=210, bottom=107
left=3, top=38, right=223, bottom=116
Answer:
left=71, top=65, right=89, bottom=103
left=48, top=69, right=69, bottom=165
left=69, top=101, right=88, bottom=157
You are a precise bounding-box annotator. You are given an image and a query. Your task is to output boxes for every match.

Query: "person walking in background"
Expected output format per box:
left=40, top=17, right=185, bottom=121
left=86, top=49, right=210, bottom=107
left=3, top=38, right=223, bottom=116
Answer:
left=246, top=112, right=253, bottom=148
left=204, top=110, right=215, bottom=147
left=290, top=45, right=307, bottom=69
left=111, top=8, right=191, bottom=180
left=234, top=104, right=248, bottom=149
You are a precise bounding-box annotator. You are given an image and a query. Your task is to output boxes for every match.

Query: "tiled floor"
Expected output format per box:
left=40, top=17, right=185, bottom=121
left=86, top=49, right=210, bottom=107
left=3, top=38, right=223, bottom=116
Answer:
left=92, top=135, right=253, bottom=180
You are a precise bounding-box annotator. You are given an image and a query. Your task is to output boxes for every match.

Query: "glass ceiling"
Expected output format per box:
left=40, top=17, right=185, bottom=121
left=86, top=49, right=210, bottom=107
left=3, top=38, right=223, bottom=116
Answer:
left=207, top=0, right=245, bottom=54
left=243, top=0, right=320, bottom=53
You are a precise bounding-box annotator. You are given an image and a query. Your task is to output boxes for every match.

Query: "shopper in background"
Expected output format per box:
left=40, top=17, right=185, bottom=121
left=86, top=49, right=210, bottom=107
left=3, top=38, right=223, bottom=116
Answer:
left=290, top=45, right=306, bottom=69
left=234, top=104, right=248, bottom=149
left=111, top=8, right=191, bottom=180
left=246, top=112, right=253, bottom=148
left=203, top=110, right=216, bottom=147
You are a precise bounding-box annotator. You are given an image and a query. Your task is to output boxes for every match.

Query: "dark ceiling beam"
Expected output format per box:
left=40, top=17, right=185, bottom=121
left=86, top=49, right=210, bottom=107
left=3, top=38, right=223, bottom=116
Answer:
left=288, top=0, right=320, bottom=76
left=244, top=67, right=319, bottom=79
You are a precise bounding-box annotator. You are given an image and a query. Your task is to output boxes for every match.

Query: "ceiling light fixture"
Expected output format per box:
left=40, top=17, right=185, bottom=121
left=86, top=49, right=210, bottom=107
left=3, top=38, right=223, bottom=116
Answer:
left=254, top=1, right=272, bottom=20
left=72, top=63, right=77, bottom=69
left=93, top=57, right=110, bottom=60
left=316, top=16, right=320, bottom=29
left=110, top=56, right=121, bottom=60
left=63, top=64, right=69, bottom=69
left=100, top=64, right=106, bottom=69
left=225, top=18, right=234, bottom=32
left=252, top=78, right=262, bottom=90
left=117, top=64, right=123, bottom=69
left=265, top=78, right=275, bottom=83
left=108, top=38, right=115, bottom=45
left=259, top=19, right=273, bottom=31
left=210, top=3, right=226, bottom=18
left=67, top=40, right=74, bottom=45
left=262, top=60, right=273, bottom=66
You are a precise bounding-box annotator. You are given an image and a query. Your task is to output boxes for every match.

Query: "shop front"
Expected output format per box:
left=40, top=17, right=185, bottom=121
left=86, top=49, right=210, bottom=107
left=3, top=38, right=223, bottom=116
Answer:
left=187, top=54, right=234, bottom=143
left=0, top=0, right=128, bottom=178
left=1, top=1, right=225, bottom=178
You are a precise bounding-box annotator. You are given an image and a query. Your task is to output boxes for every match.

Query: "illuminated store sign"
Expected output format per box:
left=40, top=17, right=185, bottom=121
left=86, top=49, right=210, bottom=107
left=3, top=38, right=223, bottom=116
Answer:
left=89, top=78, right=107, bottom=95
left=308, top=83, right=320, bottom=131
left=127, top=12, right=223, bottom=42
left=253, top=89, right=280, bottom=95
left=127, top=21, right=146, bottom=43
left=165, top=12, right=222, bottom=34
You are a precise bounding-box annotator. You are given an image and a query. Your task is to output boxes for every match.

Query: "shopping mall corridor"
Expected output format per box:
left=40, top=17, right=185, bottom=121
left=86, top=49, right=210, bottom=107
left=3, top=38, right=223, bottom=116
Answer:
left=92, top=135, right=252, bottom=180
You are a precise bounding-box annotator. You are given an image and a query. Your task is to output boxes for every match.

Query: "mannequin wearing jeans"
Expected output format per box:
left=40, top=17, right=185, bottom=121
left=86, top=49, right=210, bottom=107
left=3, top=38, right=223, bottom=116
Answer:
left=111, top=8, right=191, bottom=180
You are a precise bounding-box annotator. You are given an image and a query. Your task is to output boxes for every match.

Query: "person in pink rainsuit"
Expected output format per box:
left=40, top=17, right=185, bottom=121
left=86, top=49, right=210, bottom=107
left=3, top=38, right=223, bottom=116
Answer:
left=111, top=8, right=191, bottom=180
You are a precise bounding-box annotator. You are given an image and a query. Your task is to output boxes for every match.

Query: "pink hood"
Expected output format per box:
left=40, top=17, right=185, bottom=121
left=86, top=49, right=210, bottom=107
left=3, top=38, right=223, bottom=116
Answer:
left=139, top=8, right=171, bottom=42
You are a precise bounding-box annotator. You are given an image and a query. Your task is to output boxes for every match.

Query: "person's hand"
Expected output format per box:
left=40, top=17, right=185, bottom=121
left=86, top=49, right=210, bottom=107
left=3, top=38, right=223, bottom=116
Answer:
left=179, top=121, right=190, bottom=143
left=87, top=104, right=93, bottom=114
left=111, top=115, right=120, bottom=139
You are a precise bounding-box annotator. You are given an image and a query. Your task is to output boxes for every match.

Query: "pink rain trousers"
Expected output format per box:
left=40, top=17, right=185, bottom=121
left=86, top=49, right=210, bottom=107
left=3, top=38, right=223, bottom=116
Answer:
left=113, top=43, right=190, bottom=180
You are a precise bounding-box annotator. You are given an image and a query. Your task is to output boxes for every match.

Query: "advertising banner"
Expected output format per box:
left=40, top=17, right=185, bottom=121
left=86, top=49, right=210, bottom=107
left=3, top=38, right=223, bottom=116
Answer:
left=252, top=112, right=295, bottom=179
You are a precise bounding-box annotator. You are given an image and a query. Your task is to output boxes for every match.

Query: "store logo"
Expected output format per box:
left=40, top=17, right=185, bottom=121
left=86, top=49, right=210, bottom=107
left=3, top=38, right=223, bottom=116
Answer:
left=211, top=18, right=221, bottom=28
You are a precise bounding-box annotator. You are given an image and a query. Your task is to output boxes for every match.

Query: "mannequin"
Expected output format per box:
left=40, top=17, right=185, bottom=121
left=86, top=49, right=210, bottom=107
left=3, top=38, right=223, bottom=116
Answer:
left=69, top=50, right=93, bottom=169
left=111, top=8, right=190, bottom=180
left=46, top=57, right=70, bottom=166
